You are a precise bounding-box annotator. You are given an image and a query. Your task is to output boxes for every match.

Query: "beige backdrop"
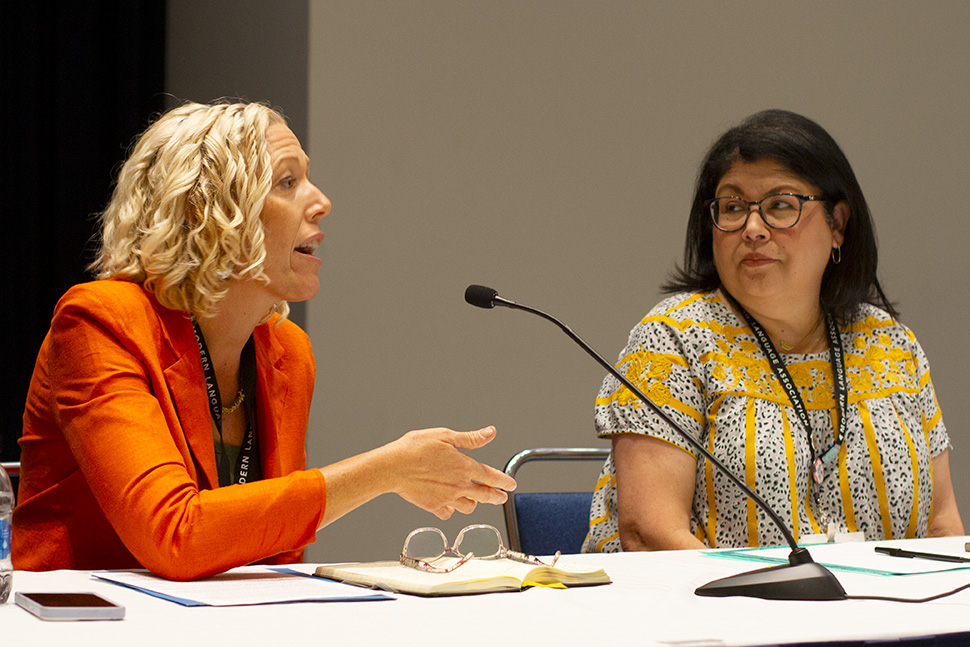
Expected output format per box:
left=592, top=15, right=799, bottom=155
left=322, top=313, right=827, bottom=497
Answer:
left=169, top=1, right=970, bottom=564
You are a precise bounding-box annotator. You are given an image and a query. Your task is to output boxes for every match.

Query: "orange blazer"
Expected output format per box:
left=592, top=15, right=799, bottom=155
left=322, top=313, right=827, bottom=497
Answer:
left=14, top=280, right=327, bottom=580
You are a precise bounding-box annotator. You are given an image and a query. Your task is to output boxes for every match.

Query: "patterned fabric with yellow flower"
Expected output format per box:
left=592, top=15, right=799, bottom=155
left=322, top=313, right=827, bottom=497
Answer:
left=582, top=291, right=949, bottom=552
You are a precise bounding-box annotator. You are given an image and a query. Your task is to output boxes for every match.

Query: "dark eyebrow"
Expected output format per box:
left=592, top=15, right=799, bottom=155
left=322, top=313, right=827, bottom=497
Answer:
left=715, top=183, right=806, bottom=198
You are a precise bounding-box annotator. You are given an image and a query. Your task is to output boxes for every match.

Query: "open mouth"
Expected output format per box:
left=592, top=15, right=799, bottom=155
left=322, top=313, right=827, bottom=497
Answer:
left=295, top=239, right=320, bottom=256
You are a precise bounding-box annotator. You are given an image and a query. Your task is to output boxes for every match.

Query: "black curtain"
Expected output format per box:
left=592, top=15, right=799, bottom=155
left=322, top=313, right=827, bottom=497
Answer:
left=1, top=2, right=167, bottom=461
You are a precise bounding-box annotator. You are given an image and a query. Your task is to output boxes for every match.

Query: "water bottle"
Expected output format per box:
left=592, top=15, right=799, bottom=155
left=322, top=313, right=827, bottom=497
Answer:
left=0, top=463, right=14, bottom=604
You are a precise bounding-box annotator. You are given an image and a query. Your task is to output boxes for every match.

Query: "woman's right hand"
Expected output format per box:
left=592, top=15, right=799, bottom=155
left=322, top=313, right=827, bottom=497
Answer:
left=316, top=426, right=516, bottom=528
left=383, top=426, right=517, bottom=519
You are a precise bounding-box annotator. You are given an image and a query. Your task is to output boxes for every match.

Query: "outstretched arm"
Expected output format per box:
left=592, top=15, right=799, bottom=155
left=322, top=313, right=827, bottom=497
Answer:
left=316, top=426, right=516, bottom=528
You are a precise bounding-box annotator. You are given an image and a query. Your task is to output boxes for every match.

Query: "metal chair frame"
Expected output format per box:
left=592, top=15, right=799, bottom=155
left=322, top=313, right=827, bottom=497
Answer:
left=502, top=447, right=610, bottom=553
left=0, top=462, right=20, bottom=475
left=1, top=461, right=20, bottom=497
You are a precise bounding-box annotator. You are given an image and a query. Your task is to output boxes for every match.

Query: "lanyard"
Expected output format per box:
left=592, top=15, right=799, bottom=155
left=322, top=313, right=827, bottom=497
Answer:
left=192, top=320, right=260, bottom=487
left=722, top=293, right=848, bottom=486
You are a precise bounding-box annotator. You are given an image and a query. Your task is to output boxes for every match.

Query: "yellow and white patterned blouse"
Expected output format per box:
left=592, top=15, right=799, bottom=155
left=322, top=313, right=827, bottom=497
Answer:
left=582, top=290, right=950, bottom=552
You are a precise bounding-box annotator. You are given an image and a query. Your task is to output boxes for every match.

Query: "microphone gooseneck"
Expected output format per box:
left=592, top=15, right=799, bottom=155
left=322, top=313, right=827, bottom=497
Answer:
left=466, top=284, right=846, bottom=601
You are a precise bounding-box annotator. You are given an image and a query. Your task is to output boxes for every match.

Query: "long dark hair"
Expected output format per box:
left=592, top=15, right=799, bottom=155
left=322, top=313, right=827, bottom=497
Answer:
left=663, top=109, right=895, bottom=324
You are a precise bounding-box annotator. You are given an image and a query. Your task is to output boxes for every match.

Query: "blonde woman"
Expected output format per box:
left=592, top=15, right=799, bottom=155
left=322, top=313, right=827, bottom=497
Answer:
left=14, top=102, right=515, bottom=580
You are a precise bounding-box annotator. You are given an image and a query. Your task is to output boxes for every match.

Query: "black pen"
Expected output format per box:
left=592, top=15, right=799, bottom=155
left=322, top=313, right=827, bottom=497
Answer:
left=875, top=546, right=970, bottom=564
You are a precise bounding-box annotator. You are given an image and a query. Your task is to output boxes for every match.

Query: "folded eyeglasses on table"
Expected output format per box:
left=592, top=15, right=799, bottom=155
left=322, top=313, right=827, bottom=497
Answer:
left=400, top=524, right=561, bottom=573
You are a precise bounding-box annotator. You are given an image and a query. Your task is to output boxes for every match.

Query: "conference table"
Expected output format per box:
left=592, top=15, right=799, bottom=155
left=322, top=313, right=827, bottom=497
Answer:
left=5, top=535, right=970, bottom=646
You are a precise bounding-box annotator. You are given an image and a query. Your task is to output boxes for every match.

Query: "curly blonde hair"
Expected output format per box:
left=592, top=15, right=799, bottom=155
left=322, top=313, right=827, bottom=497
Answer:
left=90, top=101, right=290, bottom=320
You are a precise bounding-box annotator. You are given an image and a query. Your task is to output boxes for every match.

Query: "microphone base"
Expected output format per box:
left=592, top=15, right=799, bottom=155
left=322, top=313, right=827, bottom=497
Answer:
left=695, top=561, right=847, bottom=601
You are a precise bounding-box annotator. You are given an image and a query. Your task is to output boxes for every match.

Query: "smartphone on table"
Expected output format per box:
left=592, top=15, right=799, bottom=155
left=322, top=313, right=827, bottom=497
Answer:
left=15, top=592, right=125, bottom=621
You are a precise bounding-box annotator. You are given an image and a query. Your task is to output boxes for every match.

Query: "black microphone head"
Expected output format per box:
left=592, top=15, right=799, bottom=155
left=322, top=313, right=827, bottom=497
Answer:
left=465, top=284, right=498, bottom=309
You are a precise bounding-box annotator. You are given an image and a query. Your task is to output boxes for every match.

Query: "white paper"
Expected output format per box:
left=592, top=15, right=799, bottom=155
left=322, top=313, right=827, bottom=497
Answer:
left=94, top=565, right=392, bottom=606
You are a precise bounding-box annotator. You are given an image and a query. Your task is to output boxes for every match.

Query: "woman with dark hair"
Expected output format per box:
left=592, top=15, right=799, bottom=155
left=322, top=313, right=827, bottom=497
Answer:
left=583, top=109, right=963, bottom=552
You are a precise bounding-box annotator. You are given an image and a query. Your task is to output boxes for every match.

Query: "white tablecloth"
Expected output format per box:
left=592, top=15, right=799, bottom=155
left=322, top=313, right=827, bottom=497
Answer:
left=4, top=536, right=970, bottom=646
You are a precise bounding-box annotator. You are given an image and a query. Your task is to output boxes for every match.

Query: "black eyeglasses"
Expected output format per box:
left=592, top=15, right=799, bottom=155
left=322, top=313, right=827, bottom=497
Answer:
left=705, top=193, right=826, bottom=232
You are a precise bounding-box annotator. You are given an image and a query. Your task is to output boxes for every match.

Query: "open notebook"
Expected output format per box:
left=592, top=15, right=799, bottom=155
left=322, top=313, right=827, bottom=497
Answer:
left=314, top=557, right=610, bottom=596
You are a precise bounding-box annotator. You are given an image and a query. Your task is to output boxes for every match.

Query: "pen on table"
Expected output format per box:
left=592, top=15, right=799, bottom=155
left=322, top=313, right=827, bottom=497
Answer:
left=875, top=546, right=970, bottom=564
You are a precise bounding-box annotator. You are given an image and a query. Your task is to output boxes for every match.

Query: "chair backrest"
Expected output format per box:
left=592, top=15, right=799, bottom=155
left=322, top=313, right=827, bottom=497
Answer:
left=503, top=447, right=610, bottom=556
left=1, top=461, right=20, bottom=500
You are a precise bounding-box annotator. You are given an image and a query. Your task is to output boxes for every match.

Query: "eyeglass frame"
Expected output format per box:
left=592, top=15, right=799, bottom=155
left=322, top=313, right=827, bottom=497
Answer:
left=705, top=193, right=827, bottom=232
left=399, top=523, right=561, bottom=574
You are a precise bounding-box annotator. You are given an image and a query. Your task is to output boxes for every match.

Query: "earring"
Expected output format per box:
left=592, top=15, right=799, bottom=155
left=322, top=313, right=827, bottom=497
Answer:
left=831, top=246, right=841, bottom=265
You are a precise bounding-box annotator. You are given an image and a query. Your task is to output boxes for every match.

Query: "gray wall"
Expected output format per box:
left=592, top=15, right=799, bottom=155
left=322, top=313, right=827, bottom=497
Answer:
left=169, top=1, right=970, bottom=564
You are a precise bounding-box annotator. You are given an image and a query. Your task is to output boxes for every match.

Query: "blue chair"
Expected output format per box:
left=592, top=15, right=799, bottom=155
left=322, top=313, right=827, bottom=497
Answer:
left=502, top=447, right=610, bottom=556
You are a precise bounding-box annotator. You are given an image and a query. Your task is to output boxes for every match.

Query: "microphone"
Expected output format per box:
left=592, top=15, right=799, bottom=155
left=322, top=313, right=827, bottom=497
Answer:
left=465, top=284, right=846, bottom=601
left=464, top=285, right=515, bottom=309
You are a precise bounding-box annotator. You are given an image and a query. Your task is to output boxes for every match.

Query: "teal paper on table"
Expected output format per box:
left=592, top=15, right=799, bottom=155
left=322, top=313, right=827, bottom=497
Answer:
left=705, top=541, right=970, bottom=577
